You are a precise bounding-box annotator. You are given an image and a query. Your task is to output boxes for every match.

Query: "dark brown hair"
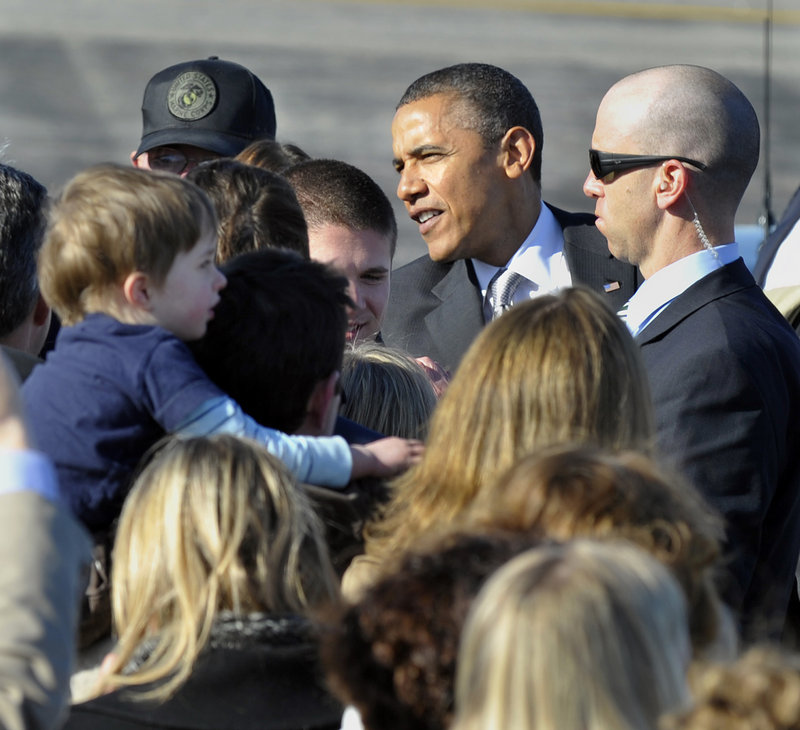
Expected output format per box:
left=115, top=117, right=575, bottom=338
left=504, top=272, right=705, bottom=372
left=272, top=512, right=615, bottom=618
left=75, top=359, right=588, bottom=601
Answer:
left=321, top=531, right=540, bottom=730
left=284, top=158, right=397, bottom=257
left=188, top=158, right=309, bottom=261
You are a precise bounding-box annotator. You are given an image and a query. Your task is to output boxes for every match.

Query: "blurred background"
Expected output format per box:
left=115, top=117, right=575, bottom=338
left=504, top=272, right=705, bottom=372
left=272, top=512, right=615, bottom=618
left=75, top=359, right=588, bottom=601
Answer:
left=1, top=0, right=797, bottom=265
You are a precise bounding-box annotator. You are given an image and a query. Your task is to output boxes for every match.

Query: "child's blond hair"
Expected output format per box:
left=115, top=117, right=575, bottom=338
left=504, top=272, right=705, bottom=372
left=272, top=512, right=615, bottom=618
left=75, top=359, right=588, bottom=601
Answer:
left=39, top=163, right=216, bottom=325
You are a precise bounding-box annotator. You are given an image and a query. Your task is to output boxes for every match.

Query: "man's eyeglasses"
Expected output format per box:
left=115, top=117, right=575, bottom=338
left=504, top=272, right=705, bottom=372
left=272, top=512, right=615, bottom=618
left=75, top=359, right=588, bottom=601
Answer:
left=589, top=149, right=707, bottom=182
left=138, top=147, right=219, bottom=175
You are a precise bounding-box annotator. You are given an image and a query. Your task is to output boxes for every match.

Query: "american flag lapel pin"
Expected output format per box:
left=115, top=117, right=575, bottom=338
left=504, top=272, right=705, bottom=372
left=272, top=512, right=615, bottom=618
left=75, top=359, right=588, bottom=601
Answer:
left=603, top=281, right=621, bottom=293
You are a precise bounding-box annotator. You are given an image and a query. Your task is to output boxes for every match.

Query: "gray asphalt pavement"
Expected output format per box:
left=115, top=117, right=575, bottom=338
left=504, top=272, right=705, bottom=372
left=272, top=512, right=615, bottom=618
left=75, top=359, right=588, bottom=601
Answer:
left=1, top=0, right=798, bottom=265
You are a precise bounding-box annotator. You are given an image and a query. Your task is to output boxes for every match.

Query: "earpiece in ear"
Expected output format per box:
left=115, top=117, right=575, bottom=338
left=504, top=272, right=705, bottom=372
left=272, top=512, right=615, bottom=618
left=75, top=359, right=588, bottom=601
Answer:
left=659, top=183, right=668, bottom=191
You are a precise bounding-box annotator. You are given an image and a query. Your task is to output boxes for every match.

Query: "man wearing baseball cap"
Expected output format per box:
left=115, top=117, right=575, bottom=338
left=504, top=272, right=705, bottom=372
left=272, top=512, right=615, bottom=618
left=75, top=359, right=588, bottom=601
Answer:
left=131, top=56, right=277, bottom=177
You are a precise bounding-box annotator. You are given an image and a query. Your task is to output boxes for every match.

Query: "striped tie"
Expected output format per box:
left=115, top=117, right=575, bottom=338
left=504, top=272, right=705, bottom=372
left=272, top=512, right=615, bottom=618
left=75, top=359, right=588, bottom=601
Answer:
left=487, top=268, right=525, bottom=321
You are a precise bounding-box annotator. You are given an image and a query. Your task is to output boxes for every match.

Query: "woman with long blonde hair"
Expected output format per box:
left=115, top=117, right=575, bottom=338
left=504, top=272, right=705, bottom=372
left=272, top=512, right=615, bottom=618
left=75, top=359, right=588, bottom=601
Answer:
left=343, top=287, right=654, bottom=598
left=65, top=434, right=342, bottom=730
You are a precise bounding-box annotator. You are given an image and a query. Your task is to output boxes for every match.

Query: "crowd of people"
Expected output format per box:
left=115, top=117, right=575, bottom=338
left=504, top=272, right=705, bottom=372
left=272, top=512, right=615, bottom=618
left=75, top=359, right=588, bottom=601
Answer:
left=2, top=54, right=800, bottom=729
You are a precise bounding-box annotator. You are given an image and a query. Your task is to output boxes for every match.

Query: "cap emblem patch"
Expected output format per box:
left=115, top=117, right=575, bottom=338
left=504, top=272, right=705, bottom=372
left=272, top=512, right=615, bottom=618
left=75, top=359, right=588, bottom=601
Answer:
left=167, top=71, right=217, bottom=121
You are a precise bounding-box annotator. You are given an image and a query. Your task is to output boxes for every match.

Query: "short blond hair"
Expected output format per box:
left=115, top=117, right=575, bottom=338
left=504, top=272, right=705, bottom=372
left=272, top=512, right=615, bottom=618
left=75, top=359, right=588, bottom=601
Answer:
left=340, top=342, right=437, bottom=439
left=454, top=540, right=691, bottom=730
left=39, top=163, right=216, bottom=325
left=101, top=434, right=339, bottom=701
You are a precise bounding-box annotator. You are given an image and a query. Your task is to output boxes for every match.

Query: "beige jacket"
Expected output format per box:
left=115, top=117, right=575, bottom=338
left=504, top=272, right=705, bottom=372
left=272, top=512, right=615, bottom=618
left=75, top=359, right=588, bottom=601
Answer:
left=0, top=483, right=90, bottom=729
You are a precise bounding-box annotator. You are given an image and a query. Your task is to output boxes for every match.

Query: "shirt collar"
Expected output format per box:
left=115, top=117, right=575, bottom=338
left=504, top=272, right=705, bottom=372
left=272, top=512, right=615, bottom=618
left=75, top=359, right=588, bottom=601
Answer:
left=625, top=242, right=740, bottom=336
left=472, top=204, right=565, bottom=295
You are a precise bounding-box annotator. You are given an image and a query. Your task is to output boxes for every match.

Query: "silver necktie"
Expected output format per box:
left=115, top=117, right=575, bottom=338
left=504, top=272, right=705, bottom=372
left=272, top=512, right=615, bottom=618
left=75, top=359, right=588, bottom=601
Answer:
left=487, top=268, right=525, bottom=320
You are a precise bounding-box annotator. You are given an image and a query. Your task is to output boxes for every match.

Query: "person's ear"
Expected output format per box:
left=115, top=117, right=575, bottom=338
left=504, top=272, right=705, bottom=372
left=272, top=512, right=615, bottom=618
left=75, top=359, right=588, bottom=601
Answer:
left=31, top=293, right=50, bottom=328
left=122, top=272, right=153, bottom=311
left=655, top=160, right=690, bottom=210
left=500, top=126, right=536, bottom=180
left=305, top=371, right=339, bottom=434
left=130, top=150, right=143, bottom=169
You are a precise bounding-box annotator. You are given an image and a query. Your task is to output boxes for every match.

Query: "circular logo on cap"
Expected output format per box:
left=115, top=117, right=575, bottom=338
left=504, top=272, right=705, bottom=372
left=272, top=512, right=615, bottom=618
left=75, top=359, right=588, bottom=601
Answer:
left=167, top=71, right=217, bottom=121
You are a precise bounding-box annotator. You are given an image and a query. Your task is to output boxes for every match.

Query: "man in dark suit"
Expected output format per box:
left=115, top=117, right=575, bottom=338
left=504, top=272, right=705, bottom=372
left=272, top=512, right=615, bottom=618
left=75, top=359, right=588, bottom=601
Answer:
left=584, top=64, right=800, bottom=640
left=381, top=63, right=640, bottom=373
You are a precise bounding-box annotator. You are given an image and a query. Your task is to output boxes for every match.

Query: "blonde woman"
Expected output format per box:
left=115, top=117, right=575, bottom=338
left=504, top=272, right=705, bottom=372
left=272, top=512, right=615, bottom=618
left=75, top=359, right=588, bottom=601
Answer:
left=452, top=540, right=692, bottom=730
left=343, top=286, right=654, bottom=599
left=64, top=434, right=342, bottom=730
left=340, top=342, right=437, bottom=440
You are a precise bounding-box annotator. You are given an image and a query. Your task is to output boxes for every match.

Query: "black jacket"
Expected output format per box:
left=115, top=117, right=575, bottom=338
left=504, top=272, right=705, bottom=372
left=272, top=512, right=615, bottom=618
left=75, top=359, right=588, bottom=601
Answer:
left=638, top=259, right=800, bottom=638
left=63, top=613, right=342, bottom=730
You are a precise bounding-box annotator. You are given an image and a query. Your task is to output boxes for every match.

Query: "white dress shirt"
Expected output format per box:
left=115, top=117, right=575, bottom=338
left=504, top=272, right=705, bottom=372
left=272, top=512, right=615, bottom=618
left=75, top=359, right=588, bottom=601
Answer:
left=472, top=204, right=572, bottom=323
left=623, top=242, right=740, bottom=337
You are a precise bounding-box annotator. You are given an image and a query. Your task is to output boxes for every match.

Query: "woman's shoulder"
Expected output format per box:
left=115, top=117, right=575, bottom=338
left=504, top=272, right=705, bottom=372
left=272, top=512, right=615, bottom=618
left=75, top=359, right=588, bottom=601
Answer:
left=64, top=614, right=343, bottom=730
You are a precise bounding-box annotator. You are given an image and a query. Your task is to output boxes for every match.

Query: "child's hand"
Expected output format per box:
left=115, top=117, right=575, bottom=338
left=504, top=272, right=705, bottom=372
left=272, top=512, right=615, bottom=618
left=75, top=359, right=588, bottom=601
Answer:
left=350, top=437, right=424, bottom=479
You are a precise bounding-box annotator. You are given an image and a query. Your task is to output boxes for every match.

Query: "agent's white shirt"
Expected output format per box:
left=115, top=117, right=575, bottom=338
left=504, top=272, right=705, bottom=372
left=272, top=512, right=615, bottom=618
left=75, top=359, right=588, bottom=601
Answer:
left=623, top=243, right=740, bottom=337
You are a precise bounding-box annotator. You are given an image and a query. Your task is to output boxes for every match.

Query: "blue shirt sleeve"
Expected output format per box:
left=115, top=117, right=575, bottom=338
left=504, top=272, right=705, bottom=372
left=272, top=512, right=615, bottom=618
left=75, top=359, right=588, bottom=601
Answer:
left=175, top=396, right=353, bottom=487
left=0, top=449, right=61, bottom=502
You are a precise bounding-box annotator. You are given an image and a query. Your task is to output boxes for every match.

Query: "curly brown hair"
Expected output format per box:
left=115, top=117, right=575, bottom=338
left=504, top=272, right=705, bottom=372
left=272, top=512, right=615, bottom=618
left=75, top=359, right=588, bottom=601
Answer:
left=663, top=646, right=800, bottom=730
left=321, top=531, right=540, bottom=730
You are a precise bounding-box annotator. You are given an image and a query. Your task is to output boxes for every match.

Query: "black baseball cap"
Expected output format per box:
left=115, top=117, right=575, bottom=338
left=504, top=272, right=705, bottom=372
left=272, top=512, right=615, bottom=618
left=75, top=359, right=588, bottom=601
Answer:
left=136, top=57, right=277, bottom=158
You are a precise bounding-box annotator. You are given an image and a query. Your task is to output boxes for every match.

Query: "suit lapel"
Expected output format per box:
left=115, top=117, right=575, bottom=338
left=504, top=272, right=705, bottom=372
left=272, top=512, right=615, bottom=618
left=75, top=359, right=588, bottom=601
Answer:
left=425, top=260, right=484, bottom=369
left=637, top=259, right=754, bottom=344
left=552, top=204, right=642, bottom=310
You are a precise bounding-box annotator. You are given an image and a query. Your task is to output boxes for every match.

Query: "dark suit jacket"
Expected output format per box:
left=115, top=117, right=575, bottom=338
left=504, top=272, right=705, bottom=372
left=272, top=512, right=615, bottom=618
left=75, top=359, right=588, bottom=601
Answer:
left=382, top=204, right=642, bottom=372
left=637, top=258, right=800, bottom=638
left=753, top=184, right=800, bottom=286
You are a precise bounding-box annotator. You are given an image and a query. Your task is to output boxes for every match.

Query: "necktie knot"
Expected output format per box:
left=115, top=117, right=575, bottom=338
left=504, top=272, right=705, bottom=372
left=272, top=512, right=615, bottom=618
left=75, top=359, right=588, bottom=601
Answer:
left=487, top=268, right=525, bottom=321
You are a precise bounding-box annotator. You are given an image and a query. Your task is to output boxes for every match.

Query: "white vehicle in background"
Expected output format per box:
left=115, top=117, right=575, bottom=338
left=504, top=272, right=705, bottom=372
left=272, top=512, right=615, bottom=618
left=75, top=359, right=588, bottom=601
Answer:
left=736, top=223, right=767, bottom=273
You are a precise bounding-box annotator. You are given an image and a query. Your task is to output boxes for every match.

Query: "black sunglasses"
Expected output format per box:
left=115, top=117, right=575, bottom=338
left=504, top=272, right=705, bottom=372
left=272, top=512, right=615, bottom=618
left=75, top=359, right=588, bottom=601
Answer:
left=589, top=149, right=707, bottom=182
